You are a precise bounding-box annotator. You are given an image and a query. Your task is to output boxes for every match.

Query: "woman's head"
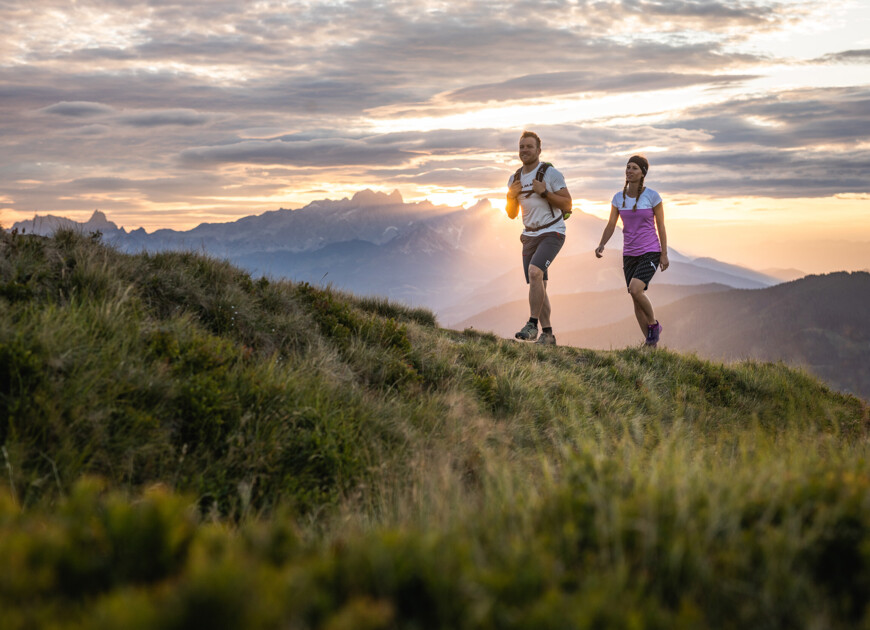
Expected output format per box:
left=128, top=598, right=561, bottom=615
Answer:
left=626, top=155, right=648, bottom=178
left=622, top=155, right=649, bottom=211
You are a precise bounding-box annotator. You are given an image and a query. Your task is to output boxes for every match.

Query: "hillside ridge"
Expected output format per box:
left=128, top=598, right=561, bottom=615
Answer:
left=558, top=271, right=870, bottom=399
left=3, top=229, right=869, bottom=629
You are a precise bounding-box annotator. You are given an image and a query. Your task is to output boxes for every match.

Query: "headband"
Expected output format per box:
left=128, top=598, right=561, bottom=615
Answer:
left=627, top=155, right=648, bottom=176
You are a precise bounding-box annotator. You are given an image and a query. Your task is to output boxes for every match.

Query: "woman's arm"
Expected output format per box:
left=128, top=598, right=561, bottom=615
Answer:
left=595, top=206, right=620, bottom=257
left=653, top=201, right=669, bottom=270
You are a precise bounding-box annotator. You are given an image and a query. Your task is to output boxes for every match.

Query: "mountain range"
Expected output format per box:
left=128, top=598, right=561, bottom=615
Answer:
left=556, top=272, right=870, bottom=400
left=10, top=190, right=783, bottom=316
left=10, top=190, right=868, bottom=398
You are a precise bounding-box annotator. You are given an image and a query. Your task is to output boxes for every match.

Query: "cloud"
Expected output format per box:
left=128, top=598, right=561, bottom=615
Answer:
left=816, top=49, right=870, bottom=64
left=117, top=109, right=217, bottom=127
left=661, top=87, right=870, bottom=148
left=38, top=101, right=115, bottom=117
left=0, top=0, right=866, bottom=225
left=61, top=124, right=111, bottom=136
left=36, top=102, right=218, bottom=127
left=624, top=0, right=789, bottom=24
left=178, top=138, right=417, bottom=167
left=447, top=71, right=758, bottom=103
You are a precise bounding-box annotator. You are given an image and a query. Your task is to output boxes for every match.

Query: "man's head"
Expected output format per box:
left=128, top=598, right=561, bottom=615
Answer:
left=519, top=131, right=542, bottom=166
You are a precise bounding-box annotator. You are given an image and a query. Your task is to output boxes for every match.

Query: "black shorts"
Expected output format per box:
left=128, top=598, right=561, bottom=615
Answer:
left=521, top=232, right=565, bottom=283
left=623, top=251, right=661, bottom=290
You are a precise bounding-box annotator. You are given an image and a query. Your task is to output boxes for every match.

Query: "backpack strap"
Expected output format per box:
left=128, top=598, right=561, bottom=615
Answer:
left=517, top=162, right=573, bottom=228
left=523, top=216, right=563, bottom=233
left=515, top=163, right=551, bottom=200
left=512, top=167, right=523, bottom=187
left=537, top=162, right=556, bottom=217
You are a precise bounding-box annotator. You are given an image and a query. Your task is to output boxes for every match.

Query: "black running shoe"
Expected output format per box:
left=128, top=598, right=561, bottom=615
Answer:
left=515, top=321, right=538, bottom=341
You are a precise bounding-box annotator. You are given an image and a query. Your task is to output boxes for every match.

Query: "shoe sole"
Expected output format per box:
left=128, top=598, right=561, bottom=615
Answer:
left=534, top=335, right=557, bottom=346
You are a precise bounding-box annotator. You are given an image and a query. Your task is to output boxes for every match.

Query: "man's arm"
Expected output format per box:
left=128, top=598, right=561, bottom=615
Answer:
left=506, top=180, right=522, bottom=219
left=531, top=178, right=571, bottom=212
left=545, top=187, right=572, bottom=213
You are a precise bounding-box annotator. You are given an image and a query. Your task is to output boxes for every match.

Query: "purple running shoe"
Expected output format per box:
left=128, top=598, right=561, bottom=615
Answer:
left=645, top=321, right=662, bottom=347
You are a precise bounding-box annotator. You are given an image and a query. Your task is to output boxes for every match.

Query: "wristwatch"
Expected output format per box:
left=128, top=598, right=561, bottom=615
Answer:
left=540, top=190, right=548, bottom=198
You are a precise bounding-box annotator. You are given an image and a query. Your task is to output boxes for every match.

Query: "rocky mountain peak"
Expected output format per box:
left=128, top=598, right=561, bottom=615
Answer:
left=351, top=189, right=404, bottom=206
left=85, top=210, right=118, bottom=230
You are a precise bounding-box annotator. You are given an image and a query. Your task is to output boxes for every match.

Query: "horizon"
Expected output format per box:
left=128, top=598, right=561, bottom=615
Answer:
left=1, top=0, right=869, bottom=275
left=8, top=191, right=870, bottom=278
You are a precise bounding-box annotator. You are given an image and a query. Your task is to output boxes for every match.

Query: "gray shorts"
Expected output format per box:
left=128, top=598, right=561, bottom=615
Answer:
left=521, top=232, right=565, bottom=283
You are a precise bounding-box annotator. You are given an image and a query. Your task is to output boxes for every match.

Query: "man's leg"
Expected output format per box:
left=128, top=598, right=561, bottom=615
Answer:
left=518, top=233, right=563, bottom=342
left=528, top=264, right=547, bottom=323
left=628, top=278, right=655, bottom=335
left=539, top=280, right=551, bottom=328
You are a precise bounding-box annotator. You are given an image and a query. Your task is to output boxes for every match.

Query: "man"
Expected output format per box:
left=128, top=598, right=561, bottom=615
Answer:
left=505, top=130, right=572, bottom=345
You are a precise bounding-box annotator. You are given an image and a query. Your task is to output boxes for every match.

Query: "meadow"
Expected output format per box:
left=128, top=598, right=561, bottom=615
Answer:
left=1, top=228, right=869, bottom=629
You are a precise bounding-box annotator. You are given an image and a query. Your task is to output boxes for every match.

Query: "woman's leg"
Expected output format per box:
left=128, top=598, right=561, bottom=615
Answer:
left=628, top=278, right=655, bottom=335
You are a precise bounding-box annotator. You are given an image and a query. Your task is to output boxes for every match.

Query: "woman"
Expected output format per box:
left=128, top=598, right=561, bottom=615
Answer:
left=595, top=155, right=669, bottom=347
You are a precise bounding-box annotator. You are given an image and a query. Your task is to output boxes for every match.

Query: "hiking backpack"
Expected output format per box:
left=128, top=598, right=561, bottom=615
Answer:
left=512, top=162, right=572, bottom=232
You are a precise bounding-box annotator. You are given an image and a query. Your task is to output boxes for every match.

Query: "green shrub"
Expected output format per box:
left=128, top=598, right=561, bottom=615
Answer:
left=1, top=230, right=868, bottom=629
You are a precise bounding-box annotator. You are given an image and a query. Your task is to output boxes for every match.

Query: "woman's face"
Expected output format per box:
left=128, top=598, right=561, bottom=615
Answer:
left=625, top=162, right=644, bottom=182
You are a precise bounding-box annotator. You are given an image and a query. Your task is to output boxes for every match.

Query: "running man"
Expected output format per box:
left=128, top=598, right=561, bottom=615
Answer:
left=595, top=154, right=669, bottom=347
left=506, top=130, right=573, bottom=345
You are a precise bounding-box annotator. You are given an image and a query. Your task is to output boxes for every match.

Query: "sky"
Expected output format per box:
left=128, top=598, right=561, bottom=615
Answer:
left=1, top=0, right=869, bottom=274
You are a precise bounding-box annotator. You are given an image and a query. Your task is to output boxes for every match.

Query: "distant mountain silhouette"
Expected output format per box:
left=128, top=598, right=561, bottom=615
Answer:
left=451, top=283, right=732, bottom=337
left=14, top=209, right=120, bottom=235
left=10, top=191, right=780, bottom=315
left=760, top=267, right=807, bottom=282
left=559, top=272, right=870, bottom=400
left=441, top=249, right=777, bottom=325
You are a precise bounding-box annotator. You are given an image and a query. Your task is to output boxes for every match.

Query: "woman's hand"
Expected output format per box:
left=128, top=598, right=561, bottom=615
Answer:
left=660, top=252, right=669, bottom=271
left=595, top=245, right=605, bottom=258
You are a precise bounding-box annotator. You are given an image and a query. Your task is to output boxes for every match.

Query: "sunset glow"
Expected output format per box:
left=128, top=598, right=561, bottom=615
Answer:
left=1, top=0, right=869, bottom=273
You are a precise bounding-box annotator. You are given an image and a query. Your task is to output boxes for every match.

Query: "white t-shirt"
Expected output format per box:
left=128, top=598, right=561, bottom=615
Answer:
left=610, top=187, right=663, bottom=256
left=610, top=188, right=662, bottom=212
left=508, top=163, right=568, bottom=237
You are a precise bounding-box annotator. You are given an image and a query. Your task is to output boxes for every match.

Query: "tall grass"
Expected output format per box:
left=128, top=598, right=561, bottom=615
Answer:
left=1, top=228, right=869, bottom=628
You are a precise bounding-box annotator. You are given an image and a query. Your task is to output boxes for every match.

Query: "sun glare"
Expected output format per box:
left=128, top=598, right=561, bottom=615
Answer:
left=364, top=85, right=734, bottom=135
left=414, top=188, right=476, bottom=208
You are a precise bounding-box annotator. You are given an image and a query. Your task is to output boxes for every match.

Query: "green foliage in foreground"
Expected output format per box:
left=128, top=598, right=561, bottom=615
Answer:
left=4, top=444, right=870, bottom=630
left=1, top=229, right=869, bottom=628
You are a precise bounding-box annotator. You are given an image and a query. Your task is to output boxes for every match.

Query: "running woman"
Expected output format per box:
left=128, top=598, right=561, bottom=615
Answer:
left=594, top=155, right=669, bottom=347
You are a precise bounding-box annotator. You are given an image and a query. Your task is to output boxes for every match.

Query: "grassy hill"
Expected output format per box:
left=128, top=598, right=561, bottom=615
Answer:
left=560, top=272, right=870, bottom=400
left=2, top=228, right=869, bottom=629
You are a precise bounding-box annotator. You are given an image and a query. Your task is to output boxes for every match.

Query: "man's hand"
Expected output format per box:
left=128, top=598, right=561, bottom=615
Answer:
left=532, top=180, right=546, bottom=196
left=505, top=181, right=522, bottom=219
left=595, top=245, right=604, bottom=258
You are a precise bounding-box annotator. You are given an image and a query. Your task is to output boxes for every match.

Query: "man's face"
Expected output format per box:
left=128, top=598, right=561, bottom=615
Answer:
left=518, top=137, right=541, bottom=166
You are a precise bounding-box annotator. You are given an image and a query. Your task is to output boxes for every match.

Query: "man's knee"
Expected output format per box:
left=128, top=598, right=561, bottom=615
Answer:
left=528, top=265, right=545, bottom=283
